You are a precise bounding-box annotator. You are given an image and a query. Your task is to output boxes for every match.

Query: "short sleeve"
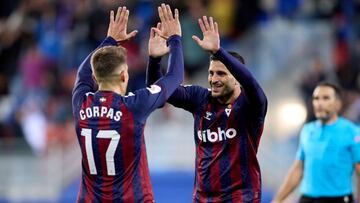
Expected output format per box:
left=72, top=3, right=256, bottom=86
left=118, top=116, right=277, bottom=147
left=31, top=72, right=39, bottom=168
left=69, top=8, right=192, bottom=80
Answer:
left=296, top=126, right=306, bottom=161
left=350, top=127, right=360, bottom=163
left=296, top=143, right=305, bottom=161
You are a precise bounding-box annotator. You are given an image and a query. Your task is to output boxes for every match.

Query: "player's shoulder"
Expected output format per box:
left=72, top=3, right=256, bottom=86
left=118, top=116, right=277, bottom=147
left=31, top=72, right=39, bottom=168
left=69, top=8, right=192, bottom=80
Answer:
left=124, top=84, right=162, bottom=100
left=302, top=120, right=319, bottom=132
left=121, top=85, right=162, bottom=107
left=296, top=121, right=318, bottom=142
left=122, top=91, right=136, bottom=102
left=85, top=92, right=95, bottom=97
left=80, top=91, right=124, bottom=107
left=73, top=91, right=94, bottom=107
left=337, top=117, right=359, bottom=133
left=338, top=117, right=357, bottom=127
left=72, top=91, right=95, bottom=119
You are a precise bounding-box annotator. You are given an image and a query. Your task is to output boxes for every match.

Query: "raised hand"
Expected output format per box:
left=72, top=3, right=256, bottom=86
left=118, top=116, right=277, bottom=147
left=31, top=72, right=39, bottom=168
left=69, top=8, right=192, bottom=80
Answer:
left=149, top=22, right=169, bottom=57
left=192, top=16, right=220, bottom=54
left=153, top=3, right=181, bottom=39
left=107, top=6, right=138, bottom=42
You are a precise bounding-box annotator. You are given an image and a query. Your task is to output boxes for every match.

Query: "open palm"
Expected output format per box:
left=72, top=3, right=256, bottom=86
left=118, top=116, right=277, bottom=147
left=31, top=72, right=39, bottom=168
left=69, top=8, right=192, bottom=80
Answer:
left=152, top=4, right=181, bottom=39
left=107, top=6, right=138, bottom=42
left=148, top=23, right=169, bottom=57
left=192, top=16, right=220, bottom=53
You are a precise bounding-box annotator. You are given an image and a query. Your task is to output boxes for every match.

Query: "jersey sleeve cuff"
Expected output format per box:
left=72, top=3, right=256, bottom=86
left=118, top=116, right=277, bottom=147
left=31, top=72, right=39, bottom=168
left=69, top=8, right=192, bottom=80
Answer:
left=104, top=36, right=119, bottom=46
left=212, top=47, right=226, bottom=59
left=166, top=35, right=181, bottom=47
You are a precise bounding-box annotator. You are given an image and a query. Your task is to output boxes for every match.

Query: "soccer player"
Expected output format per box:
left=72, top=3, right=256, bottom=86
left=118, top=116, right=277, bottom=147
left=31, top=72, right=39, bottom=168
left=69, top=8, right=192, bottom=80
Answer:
left=147, top=16, right=267, bottom=203
left=72, top=4, right=183, bottom=202
left=271, top=82, right=360, bottom=203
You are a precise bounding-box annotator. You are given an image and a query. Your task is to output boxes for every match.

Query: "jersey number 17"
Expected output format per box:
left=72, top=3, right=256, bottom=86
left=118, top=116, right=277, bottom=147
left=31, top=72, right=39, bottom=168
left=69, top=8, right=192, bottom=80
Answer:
left=81, top=128, right=120, bottom=176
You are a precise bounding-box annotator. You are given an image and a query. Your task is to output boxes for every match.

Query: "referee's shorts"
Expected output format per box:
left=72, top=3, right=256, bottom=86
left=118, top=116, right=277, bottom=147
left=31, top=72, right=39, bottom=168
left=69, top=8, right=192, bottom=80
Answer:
left=299, top=194, right=353, bottom=203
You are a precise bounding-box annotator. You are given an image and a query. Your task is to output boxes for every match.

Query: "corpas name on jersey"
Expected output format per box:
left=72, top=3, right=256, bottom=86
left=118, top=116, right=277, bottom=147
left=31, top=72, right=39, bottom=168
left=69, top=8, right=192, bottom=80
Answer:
left=197, top=127, right=237, bottom=142
left=79, top=106, right=122, bottom=121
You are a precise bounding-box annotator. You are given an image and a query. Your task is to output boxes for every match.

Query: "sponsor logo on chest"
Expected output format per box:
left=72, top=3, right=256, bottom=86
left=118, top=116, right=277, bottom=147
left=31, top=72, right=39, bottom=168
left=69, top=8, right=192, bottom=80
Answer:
left=197, top=127, right=237, bottom=143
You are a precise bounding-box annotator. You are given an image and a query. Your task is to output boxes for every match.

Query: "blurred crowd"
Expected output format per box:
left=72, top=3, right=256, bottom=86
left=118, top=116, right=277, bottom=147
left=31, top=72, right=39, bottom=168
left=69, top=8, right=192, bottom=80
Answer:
left=0, top=0, right=359, bottom=155
left=296, top=0, right=360, bottom=123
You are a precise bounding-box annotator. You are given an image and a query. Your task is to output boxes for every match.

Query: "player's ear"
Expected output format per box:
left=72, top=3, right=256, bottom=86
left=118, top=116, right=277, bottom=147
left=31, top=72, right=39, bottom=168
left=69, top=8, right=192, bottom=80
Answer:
left=92, top=74, right=98, bottom=84
left=119, top=70, right=126, bottom=82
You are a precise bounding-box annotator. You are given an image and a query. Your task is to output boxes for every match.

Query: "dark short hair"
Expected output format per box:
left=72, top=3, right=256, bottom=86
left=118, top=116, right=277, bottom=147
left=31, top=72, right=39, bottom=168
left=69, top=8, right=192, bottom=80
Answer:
left=210, top=51, right=245, bottom=64
left=91, top=46, right=127, bottom=83
left=315, top=81, right=343, bottom=100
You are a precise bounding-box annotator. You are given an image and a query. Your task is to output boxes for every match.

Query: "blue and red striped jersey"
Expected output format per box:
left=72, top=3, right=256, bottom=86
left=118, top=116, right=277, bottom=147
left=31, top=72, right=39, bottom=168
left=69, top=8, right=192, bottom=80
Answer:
left=147, top=48, right=267, bottom=203
left=72, top=35, right=184, bottom=203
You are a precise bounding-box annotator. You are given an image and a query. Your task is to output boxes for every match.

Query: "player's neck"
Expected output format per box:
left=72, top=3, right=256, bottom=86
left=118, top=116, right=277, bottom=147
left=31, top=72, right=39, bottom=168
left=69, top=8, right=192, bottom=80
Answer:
left=98, top=83, right=127, bottom=96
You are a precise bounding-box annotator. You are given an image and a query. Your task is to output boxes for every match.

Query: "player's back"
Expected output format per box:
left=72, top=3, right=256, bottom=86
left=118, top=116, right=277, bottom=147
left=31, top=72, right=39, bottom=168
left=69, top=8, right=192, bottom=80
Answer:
left=74, top=91, right=154, bottom=203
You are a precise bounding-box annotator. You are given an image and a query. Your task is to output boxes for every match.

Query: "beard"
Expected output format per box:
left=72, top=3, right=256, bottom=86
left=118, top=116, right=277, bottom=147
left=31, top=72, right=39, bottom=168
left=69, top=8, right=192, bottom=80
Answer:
left=211, top=86, right=234, bottom=104
left=315, top=110, right=335, bottom=123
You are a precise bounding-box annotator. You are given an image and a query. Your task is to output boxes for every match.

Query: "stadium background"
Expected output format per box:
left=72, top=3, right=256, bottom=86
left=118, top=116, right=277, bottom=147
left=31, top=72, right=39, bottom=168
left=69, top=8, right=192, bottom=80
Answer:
left=0, top=0, right=359, bottom=202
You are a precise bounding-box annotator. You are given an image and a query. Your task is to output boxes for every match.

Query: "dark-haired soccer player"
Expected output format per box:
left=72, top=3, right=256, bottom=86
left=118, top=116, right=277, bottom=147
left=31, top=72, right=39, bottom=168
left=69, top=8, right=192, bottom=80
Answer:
left=72, top=4, right=183, bottom=202
left=147, top=16, right=267, bottom=203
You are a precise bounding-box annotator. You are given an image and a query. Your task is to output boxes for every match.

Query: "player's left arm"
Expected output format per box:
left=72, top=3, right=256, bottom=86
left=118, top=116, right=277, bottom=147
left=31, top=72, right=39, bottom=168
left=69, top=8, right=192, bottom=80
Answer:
left=212, top=49, right=267, bottom=107
left=192, top=16, right=267, bottom=119
left=72, top=6, right=137, bottom=107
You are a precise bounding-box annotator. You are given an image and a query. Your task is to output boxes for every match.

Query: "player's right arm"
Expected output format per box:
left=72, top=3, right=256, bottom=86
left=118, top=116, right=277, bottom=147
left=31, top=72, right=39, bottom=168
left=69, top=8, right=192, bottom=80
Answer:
left=72, top=6, right=137, bottom=108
